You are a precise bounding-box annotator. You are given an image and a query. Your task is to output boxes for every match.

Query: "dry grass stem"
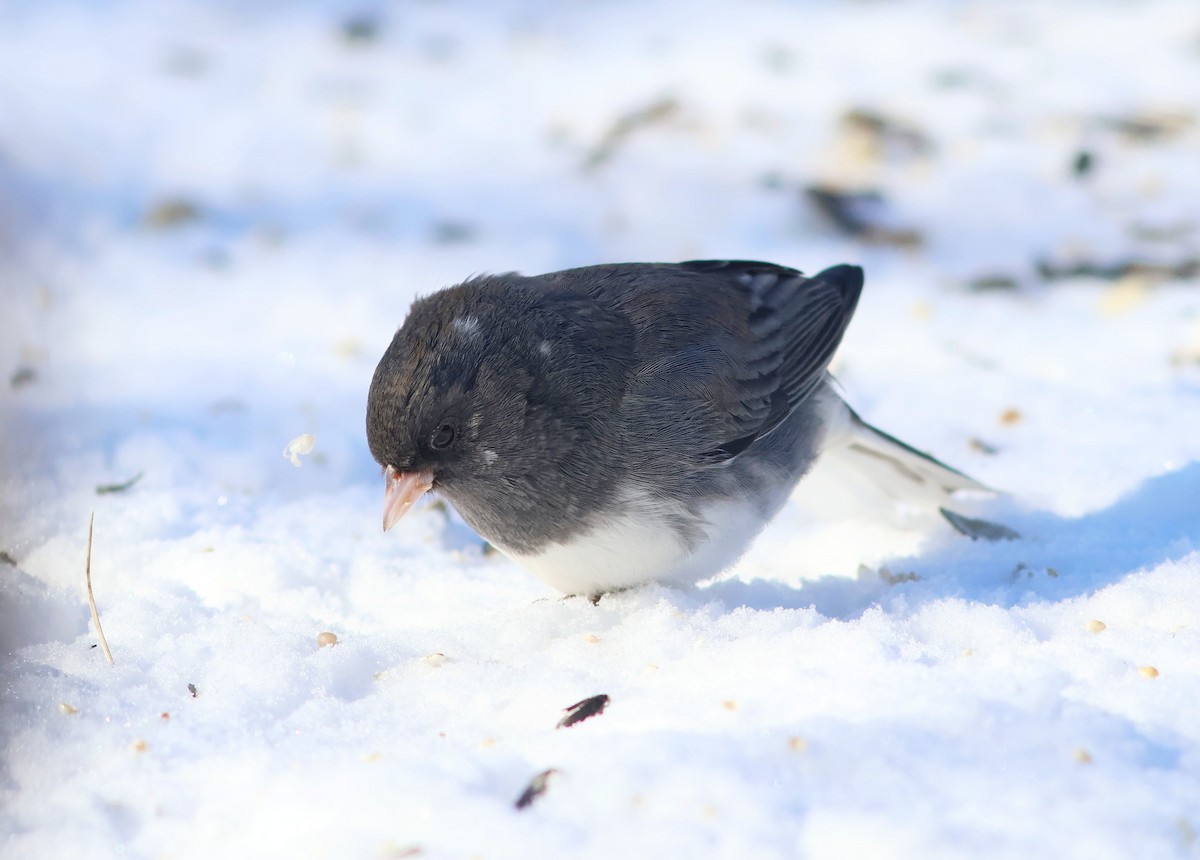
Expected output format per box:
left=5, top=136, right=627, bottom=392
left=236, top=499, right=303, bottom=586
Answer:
left=85, top=512, right=115, bottom=666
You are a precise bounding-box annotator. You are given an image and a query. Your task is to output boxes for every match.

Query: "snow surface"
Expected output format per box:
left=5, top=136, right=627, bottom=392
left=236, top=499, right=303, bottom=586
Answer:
left=3, top=1, right=1200, bottom=857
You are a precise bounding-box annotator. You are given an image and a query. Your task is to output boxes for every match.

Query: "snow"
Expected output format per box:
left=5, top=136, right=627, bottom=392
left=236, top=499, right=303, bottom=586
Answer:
left=2, top=1, right=1200, bottom=857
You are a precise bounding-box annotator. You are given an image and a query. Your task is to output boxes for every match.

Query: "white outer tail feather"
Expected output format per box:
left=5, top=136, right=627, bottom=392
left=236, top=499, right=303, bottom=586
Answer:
left=819, top=392, right=990, bottom=509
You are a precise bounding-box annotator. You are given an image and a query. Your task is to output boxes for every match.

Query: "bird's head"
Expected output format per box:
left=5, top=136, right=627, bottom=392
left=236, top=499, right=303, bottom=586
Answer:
left=367, top=287, right=512, bottom=529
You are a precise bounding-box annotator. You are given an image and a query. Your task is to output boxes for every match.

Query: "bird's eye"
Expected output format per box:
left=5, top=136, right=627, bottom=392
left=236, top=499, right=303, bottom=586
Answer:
left=430, top=422, right=457, bottom=451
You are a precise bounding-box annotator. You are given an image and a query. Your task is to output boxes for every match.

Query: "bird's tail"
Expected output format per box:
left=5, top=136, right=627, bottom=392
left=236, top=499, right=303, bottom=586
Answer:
left=821, top=398, right=990, bottom=509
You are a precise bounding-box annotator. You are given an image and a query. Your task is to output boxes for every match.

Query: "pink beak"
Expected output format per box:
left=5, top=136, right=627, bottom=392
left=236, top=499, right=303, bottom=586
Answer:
left=382, top=465, right=434, bottom=531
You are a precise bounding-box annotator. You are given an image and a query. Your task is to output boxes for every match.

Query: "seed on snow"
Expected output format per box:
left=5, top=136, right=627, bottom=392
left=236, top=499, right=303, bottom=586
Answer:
left=283, top=434, right=316, bottom=467
left=1085, top=619, right=1106, bottom=633
left=317, top=631, right=338, bottom=648
left=58, top=703, right=78, bottom=715
left=423, top=652, right=447, bottom=667
left=1139, top=666, right=1159, bottom=678
left=514, top=769, right=558, bottom=811
left=557, top=694, right=610, bottom=729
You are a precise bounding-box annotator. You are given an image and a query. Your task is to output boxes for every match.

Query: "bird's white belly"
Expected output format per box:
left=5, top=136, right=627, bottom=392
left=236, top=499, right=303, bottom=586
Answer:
left=505, top=488, right=769, bottom=595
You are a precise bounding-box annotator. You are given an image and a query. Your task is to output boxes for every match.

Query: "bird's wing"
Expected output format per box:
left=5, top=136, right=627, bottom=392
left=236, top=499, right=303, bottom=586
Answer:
left=588, top=260, right=863, bottom=465
left=687, top=260, right=862, bottom=461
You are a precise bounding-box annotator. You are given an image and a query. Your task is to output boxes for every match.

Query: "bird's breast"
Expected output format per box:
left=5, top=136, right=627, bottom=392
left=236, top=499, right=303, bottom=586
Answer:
left=501, top=483, right=771, bottom=595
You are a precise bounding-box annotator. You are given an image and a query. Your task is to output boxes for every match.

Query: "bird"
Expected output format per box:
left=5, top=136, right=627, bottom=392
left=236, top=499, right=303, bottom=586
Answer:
left=366, top=260, right=987, bottom=596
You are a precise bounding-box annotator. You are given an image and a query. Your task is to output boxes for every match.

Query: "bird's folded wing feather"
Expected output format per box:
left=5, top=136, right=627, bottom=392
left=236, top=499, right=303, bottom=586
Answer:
left=621, top=260, right=864, bottom=464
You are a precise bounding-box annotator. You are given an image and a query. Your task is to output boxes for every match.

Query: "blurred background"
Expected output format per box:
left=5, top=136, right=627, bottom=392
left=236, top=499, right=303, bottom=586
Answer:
left=2, top=0, right=1199, bottom=547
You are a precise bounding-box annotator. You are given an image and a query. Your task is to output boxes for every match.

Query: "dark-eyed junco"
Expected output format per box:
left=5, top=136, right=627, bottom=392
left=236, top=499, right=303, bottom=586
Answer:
left=366, top=260, right=985, bottom=595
